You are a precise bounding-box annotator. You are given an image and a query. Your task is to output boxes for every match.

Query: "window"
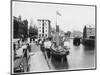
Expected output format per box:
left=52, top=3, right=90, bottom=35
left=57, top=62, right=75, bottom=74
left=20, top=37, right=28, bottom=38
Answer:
left=42, top=28, right=44, bottom=33
left=42, top=34, right=44, bottom=37
left=45, top=34, right=47, bottom=37
left=44, top=22, right=47, bottom=26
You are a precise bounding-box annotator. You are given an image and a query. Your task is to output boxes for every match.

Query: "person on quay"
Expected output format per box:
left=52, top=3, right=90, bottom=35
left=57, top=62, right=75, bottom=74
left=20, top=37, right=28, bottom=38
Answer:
left=44, top=38, right=52, bottom=58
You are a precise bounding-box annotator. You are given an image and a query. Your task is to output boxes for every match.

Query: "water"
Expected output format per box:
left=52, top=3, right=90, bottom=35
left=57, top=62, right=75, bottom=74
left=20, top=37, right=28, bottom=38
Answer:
left=50, top=39, right=96, bottom=71
left=26, top=40, right=96, bottom=72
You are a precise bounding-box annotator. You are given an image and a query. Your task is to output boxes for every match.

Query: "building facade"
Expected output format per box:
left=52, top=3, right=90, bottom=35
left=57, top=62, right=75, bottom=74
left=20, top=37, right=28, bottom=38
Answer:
left=37, top=19, right=51, bottom=39
left=13, top=16, right=28, bottom=38
left=86, top=26, right=95, bottom=39
left=83, top=25, right=95, bottom=39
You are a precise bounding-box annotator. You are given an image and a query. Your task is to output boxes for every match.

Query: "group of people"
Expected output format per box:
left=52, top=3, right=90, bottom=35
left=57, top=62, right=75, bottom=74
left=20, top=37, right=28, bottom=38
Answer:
left=13, top=37, right=31, bottom=72
left=14, top=36, right=70, bottom=58
left=13, top=36, right=70, bottom=72
left=31, top=37, right=70, bottom=59
left=13, top=37, right=31, bottom=61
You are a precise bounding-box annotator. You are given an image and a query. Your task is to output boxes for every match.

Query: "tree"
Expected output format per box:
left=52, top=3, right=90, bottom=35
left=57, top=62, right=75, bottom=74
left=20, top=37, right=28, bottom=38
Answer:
left=29, top=26, right=38, bottom=37
left=13, top=16, right=28, bottom=38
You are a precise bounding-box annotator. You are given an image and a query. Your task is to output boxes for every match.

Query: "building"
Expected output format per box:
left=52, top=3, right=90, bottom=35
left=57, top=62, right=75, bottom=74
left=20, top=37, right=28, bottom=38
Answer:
left=83, top=25, right=95, bottom=47
left=86, top=25, right=95, bottom=39
left=37, top=19, right=51, bottom=39
left=83, top=25, right=95, bottom=39
left=13, top=16, right=28, bottom=38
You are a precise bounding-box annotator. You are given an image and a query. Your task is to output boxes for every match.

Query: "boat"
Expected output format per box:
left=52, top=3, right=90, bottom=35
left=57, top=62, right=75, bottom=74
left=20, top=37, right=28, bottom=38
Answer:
left=73, top=37, right=81, bottom=46
left=51, top=45, right=70, bottom=62
left=50, top=25, right=70, bottom=62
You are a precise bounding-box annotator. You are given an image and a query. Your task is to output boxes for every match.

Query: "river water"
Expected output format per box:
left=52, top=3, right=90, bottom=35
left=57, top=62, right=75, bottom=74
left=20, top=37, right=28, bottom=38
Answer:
left=50, top=39, right=96, bottom=71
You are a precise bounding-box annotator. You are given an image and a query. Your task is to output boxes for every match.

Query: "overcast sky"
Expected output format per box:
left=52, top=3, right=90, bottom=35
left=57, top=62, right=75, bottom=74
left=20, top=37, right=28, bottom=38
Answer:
left=12, top=1, right=95, bottom=32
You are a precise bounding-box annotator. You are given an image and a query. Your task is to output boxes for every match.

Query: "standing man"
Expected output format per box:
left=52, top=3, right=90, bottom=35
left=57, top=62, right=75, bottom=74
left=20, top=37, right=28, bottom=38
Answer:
left=44, top=38, right=52, bottom=58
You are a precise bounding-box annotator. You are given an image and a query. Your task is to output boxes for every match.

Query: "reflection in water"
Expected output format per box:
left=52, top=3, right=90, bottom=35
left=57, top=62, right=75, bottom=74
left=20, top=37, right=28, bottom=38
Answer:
left=51, top=56, right=69, bottom=70
left=50, top=39, right=95, bottom=70
left=83, top=46, right=95, bottom=51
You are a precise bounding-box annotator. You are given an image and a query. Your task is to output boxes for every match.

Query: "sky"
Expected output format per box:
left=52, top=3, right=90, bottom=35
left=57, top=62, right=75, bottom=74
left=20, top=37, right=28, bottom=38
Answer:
left=12, top=1, right=95, bottom=32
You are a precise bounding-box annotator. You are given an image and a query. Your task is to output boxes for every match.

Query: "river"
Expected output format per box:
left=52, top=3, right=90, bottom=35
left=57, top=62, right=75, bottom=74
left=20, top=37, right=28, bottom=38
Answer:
left=49, top=39, right=96, bottom=71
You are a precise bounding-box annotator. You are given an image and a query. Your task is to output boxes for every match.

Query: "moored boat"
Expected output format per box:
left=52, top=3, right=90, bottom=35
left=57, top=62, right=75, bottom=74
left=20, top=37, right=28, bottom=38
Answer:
left=51, top=46, right=70, bottom=62
left=73, top=37, right=81, bottom=46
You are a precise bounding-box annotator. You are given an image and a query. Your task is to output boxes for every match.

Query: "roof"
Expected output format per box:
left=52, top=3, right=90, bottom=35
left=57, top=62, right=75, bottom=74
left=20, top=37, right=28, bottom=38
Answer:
left=86, top=25, right=95, bottom=28
left=37, top=19, right=50, bottom=22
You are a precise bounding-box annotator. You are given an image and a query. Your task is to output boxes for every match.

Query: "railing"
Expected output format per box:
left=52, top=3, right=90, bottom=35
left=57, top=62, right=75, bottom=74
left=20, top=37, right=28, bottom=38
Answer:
left=13, top=39, right=29, bottom=73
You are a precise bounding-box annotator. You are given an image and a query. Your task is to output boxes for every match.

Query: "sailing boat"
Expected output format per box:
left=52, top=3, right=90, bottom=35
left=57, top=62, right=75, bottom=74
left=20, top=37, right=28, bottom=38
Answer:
left=51, top=25, right=70, bottom=62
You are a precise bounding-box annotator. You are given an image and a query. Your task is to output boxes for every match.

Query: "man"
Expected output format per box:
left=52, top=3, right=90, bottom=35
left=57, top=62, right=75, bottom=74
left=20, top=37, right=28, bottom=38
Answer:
left=44, top=38, right=52, bottom=58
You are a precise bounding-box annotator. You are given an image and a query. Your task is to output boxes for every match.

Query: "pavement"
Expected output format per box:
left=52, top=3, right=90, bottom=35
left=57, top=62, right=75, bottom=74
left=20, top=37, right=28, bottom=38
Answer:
left=28, top=42, right=51, bottom=72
